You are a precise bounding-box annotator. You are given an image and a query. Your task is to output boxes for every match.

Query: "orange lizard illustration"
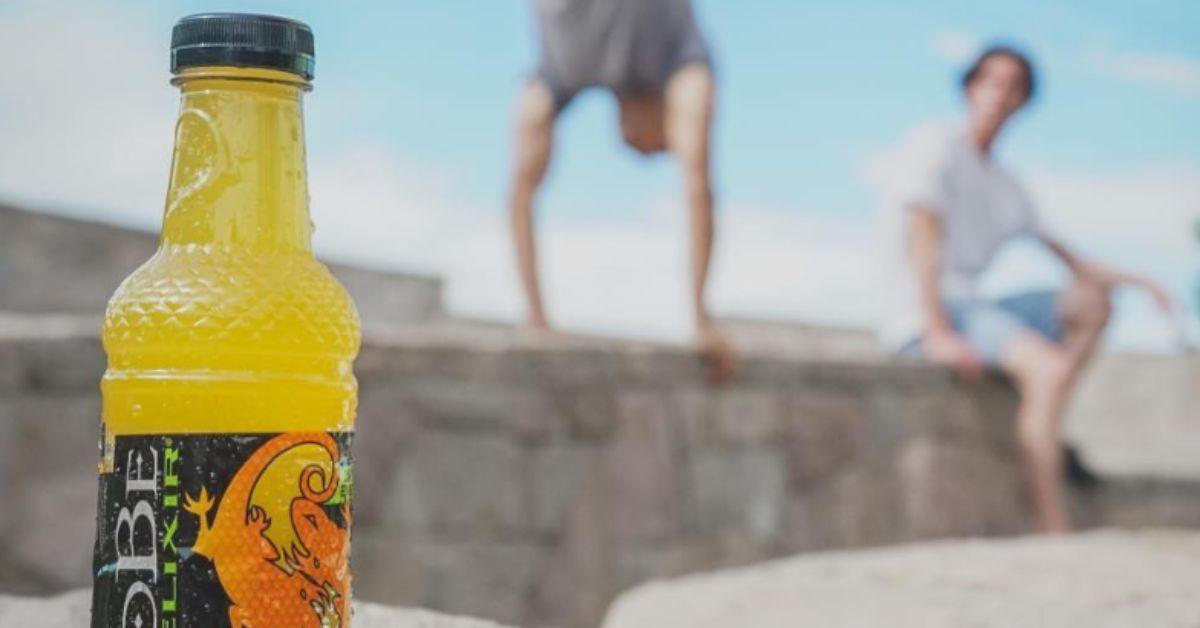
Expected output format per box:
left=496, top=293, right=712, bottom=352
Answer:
left=184, top=433, right=351, bottom=627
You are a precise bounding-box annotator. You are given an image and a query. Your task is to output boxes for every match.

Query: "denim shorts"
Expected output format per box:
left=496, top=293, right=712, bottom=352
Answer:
left=902, top=290, right=1065, bottom=364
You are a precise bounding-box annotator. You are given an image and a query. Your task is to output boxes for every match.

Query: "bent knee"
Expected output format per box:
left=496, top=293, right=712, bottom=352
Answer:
left=1006, top=335, right=1074, bottom=395
left=1060, top=281, right=1112, bottom=330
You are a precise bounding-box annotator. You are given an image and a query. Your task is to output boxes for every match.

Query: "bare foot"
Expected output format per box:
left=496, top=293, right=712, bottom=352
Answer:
left=526, top=310, right=550, bottom=331
left=519, top=315, right=570, bottom=343
left=696, top=324, right=740, bottom=386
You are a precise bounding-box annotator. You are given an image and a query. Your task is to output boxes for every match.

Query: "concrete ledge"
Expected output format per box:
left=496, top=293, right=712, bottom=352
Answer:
left=0, top=590, right=515, bottom=628
left=602, top=529, right=1200, bottom=628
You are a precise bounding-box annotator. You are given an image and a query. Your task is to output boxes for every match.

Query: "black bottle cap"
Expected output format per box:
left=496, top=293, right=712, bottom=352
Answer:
left=171, top=13, right=315, bottom=80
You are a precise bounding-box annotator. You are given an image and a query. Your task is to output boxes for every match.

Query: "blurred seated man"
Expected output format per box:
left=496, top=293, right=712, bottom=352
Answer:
left=509, top=0, right=736, bottom=383
left=879, top=46, right=1172, bottom=533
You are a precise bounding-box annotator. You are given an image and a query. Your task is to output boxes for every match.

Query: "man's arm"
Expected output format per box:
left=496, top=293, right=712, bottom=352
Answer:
left=508, top=81, right=557, bottom=330
left=909, top=208, right=985, bottom=380
left=1039, top=235, right=1173, bottom=311
left=664, top=63, right=738, bottom=384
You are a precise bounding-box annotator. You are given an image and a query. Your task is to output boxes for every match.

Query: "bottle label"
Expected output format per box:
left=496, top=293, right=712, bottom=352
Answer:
left=91, top=432, right=353, bottom=628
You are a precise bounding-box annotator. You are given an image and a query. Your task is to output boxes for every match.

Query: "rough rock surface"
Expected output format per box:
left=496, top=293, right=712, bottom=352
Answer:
left=0, top=590, right=513, bottom=628
left=602, top=529, right=1200, bottom=628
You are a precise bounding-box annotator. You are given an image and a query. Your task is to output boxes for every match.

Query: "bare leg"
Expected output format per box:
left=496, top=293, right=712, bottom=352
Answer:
left=1000, top=280, right=1113, bottom=534
left=1003, top=334, right=1074, bottom=533
left=1058, top=279, right=1113, bottom=367
left=662, top=63, right=738, bottom=384
left=508, top=81, right=557, bottom=330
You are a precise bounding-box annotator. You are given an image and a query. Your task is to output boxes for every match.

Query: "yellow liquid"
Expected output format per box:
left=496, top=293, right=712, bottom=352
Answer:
left=102, top=66, right=360, bottom=444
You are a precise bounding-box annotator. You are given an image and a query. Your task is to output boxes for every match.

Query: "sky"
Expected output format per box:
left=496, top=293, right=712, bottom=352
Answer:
left=0, top=0, right=1197, bottom=351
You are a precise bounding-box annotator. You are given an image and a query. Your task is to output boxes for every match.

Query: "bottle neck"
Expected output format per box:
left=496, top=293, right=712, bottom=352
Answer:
left=162, top=67, right=313, bottom=253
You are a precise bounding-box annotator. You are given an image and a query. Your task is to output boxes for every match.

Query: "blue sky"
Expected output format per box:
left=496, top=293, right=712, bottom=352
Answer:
left=1, top=1, right=1198, bottom=350
left=164, top=0, right=1200, bottom=216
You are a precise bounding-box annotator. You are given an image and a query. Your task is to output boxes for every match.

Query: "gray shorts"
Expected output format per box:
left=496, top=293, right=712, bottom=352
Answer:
left=532, top=0, right=713, bottom=112
left=901, top=290, right=1066, bottom=364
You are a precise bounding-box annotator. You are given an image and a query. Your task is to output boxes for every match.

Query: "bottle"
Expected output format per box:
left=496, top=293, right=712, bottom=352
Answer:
left=90, top=14, right=360, bottom=628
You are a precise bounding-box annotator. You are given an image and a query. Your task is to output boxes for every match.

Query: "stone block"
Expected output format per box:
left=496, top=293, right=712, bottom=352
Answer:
left=557, top=390, right=618, bottom=442
left=531, top=471, right=616, bottom=628
left=351, top=529, right=432, bottom=609
left=6, top=473, right=95, bottom=589
left=784, top=391, right=867, bottom=488
left=0, top=339, right=22, bottom=391
left=531, top=346, right=622, bottom=387
left=528, top=443, right=602, bottom=537
left=1072, top=478, right=1200, bottom=530
left=671, top=388, right=714, bottom=451
left=353, top=387, right=421, bottom=526
left=0, top=395, right=102, bottom=590
left=19, top=336, right=104, bottom=393
left=689, top=449, right=785, bottom=545
left=711, top=389, right=784, bottom=446
left=620, top=346, right=707, bottom=386
left=5, top=395, right=101, bottom=480
left=784, top=462, right=905, bottom=552
left=898, top=438, right=1025, bottom=539
left=401, top=379, right=562, bottom=442
left=607, top=393, right=686, bottom=543
left=0, top=405, right=19, bottom=541
left=387, top=431, right=527, bottom=538
left=412, top=539, right=543, bottom=626
left=870, top=381, right=1017, bottom=454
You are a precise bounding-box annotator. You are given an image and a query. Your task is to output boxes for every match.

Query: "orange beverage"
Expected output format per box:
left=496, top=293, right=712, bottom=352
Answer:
left=90, top=14, right=360, bottom=627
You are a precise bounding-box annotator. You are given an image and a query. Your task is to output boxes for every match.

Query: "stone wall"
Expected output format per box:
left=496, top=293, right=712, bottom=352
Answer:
left=4, top=316, right=1199, bottom=627
left=0, top=205, right=444, bottom=327
left=724, top=316, right=1200, bottom=482
left=3, top=207, right=1199, bottom=628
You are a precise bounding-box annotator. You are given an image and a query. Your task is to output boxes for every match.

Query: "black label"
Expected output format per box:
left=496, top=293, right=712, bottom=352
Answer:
left=91, top=432, right=353, bottom=628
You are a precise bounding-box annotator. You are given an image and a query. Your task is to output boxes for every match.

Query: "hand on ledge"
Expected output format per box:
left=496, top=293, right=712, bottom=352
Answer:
left=923, top=328, right=984, bottom=383
left=696, top=323, right=740, bottom=386
left=524, top=309, right=551, bottom=332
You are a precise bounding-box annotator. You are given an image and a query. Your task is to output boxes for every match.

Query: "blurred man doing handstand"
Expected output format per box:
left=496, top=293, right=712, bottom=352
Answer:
left=509, top=0, right=736, bottom=382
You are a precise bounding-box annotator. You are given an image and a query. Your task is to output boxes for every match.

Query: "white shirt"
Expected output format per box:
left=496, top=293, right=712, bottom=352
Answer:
left=875, top=120, right=1044, bottom=349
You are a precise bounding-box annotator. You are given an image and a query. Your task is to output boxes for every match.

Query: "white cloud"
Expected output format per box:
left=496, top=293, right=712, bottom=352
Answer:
left=1026, top=165, right=1199, bottom=267
left=307, top=143, right=524, bottom=325
left=317, top=142, right=1198, bottom=352
left=930, top=31, right=980, bottom=63
left=0, top=2, right=174, bottom=227
left=1092, top=50, right=1200, bottom=99
left=309, top=145, right=879, bottom=343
